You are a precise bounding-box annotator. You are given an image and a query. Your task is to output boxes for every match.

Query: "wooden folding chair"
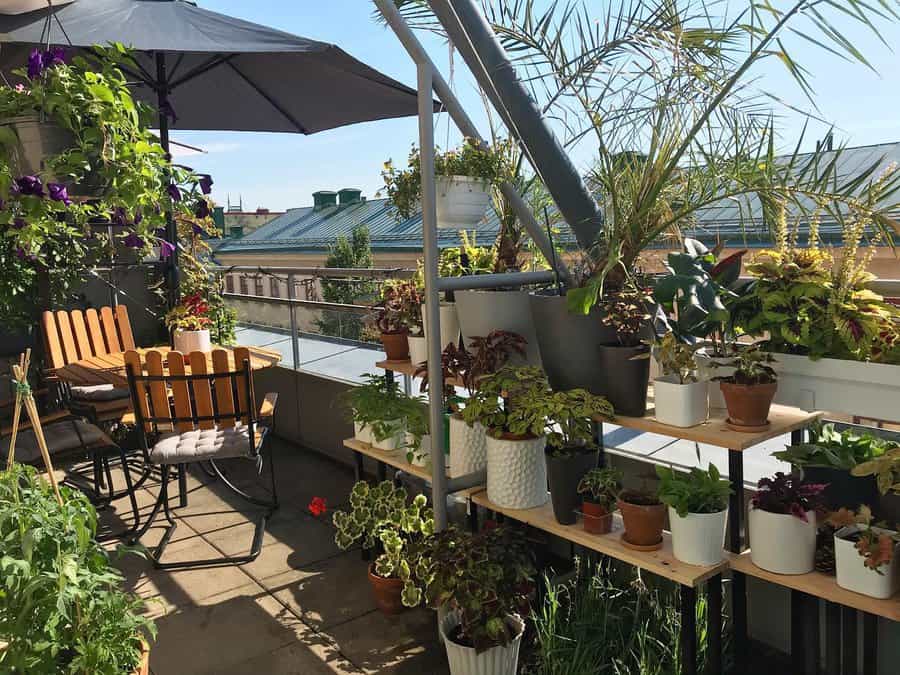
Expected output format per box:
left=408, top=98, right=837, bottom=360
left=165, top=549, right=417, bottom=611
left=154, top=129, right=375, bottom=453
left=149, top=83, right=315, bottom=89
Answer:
left=124, top=347, right=279, bottom=569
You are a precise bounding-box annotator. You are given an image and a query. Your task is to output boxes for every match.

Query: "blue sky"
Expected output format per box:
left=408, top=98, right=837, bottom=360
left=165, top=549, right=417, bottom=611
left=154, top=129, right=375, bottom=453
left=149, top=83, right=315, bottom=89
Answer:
left=172, top=1, right=900, bottom=213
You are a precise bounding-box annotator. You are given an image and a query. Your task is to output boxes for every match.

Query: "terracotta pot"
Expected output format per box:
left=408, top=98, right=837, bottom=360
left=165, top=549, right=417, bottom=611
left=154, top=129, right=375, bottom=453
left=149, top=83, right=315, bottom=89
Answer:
left=719, top=381, right=777, bottom=428
left=368, top=564, right=405, bottom=615
left=617, top=496, right=665, bottom=546
left=582, top=499, right=613, bottom=534
left=380, top=330, right=410, bottom=361
left=132, top=640, right=150, bottom=675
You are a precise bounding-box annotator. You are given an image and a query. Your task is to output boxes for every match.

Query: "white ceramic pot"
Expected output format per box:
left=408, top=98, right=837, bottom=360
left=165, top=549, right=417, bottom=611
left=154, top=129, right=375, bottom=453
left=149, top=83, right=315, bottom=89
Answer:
left=353, top=421, right=374, bottom=446
left=834, top=525, right=900, bottom=599
left=173, top=329, right=211, bottom=354
left=668, top=507, right=727, bottom=566
left=749, top=507, right=817, bottom=575
left=772, top=353, right=900, bottom=423
left=407, top=334, right=428, bottom=367
left=449, top=415, right=487, bottom=478
left=695, top=352, right=734, bottom=410
left=486, top=433, right=548, bottom=510
left=422, top=302, right=460, bottom=352
left=435, top=175, right=492, bottom=229
left=455, top=290, right=542, bottom=365
left=405, top=432, right=432, bottom=467
left=372, top=419, right=406, bottom=452
left=441, top=611, right=524, bottom=675
left=653, top=376, right=709, bottom=428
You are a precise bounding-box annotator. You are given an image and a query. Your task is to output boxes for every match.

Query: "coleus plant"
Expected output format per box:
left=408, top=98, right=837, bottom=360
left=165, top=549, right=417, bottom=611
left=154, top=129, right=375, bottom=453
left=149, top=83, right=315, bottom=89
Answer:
left=332, top=481, right=435, bottom=607
left=577, top=467, right=623, bottom=508
left=828, top=506, right=899, bottom=573
left=598, top=281, right=653, bottom=348
left=652, top=332, right=702, bottom=384
left=163, top=292, right=212, bottom=332
left=516, top=386, right=614, bottom=455
left=711, top=345, right=777, bottom=385
left=750, top=472, right=826, bottom=521
left=461, top=365, right=548, bottom=438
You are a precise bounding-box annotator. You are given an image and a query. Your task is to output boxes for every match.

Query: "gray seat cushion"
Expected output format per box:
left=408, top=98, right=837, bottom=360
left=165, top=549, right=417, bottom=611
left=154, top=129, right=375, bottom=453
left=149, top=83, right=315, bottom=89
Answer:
left=70, top=384, right=131, bottom=402
left=150, top=424, right=264, bottom=465
left=3, top=419, right=106, bottom=464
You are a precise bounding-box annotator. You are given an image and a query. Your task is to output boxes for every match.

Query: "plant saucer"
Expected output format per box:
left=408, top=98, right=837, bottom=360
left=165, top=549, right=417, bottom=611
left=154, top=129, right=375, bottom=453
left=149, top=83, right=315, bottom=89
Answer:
left=725, top=419, right=771, bottom=433
left=620, top=533, right=663, bottom=552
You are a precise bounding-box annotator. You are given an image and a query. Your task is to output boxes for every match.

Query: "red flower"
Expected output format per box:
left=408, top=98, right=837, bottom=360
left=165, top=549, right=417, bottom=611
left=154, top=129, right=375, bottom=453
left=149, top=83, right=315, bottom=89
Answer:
left=308, top=496, right=327, bottom=517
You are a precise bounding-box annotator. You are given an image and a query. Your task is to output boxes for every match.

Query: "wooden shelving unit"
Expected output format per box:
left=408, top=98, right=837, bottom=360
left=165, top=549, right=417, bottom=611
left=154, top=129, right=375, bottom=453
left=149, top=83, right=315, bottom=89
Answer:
left=465, top=487, right=726, bottom=587
left=375, top=358, right=465, bottom=387
left=729, top=551, right=900, bottom=621
left=343, top=438, right=443, bottom=482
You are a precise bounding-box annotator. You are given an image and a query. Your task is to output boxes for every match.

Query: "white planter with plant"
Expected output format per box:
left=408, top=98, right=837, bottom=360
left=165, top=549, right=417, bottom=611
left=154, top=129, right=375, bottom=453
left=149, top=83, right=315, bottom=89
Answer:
left=652, top=334, right=709, bottom=428
left=371, top=419, right=406, bottom=452
left=748, top=473, right=824, bottom=575
left=435, top=176, right=493, bottom=229
left=354, top=422, right=374, bottom=446
left=657, top=464, right=731, bottom=566
left=441, top=612, right=524, bottom=675
left=449, top=415, right=487, bottom=477
left=830, top=507, right=900, bottom=599
left=407, top=333, right=428, bottom=366
left=165, top=293, right=213, bottom=354
left=422, top=301, right=461, bottom=352
left=343, top=374, right=424, bottom=453
left=485, top=433, right=547, bottom=510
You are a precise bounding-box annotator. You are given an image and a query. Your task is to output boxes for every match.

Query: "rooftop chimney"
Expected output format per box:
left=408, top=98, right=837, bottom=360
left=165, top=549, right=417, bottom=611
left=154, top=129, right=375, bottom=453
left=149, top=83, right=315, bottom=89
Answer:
left=312, top=191, right=338, bottom=210
left=338, top=188, right=363, bottom=206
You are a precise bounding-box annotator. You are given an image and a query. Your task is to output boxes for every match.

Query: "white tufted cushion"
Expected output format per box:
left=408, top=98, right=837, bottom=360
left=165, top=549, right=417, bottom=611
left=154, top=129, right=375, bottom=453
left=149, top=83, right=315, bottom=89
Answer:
left=149, top=424, right=264, bottom=465
left=70, top=384, right=131, bottom=402
left=3, top=419, right=106, bottom=464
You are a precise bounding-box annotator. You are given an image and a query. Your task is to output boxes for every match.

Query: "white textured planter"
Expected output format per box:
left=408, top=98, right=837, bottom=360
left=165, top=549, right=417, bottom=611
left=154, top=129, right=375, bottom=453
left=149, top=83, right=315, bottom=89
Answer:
left=772, top=353, right=900, bottom=422
left=407, top=335, right=428, bottom=367
left=441, top=612, right=524, bottom=675
left=486, top=433, right=548, bottom=510
left=653, top=376, right=709, bottom=428
left=455, top=290, right=542, bottom=365
left=422, top=302, right=460, bottom=352
left=372, top=419, right=405, bottom=452
left=749, top=507, right=817, bottom=575
left=353, top=421, right=374, bottom=446
left=173, top=329, right=211, bottom=354
left=834, top=526, right=900, bottom=599
left=435, top=175, right=492, bottom=229
left=449, top=415, right=487, bottom=478
left=668, top=507, right=727, bottom=566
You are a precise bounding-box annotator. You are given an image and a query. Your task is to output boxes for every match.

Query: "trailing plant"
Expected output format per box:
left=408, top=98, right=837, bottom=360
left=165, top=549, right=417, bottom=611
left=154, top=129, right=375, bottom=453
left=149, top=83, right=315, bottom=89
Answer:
left=382, top=138, right=507, bottom=220
left=750, top=472, right=826, bottom=521
left=332, top=481, right=434, bottom=606
left=164, top=291, right=212, bottom=332
left=711, top=345, right=777, bottom=386
left=460, top=365, right=548, bottom=438
left=656, top=463, right=732, bottom=517
left=852, top=447, right=900, bottom=496
left=598, top=282, right=653, bottom=348
left=652, top=333, right=701, bottom=384
left=828, top=506, right=899, bottom=573
left=0, top=464, right=154, bottom=674
left=773, top=422, right=894, bottom=471
left=424, top=525, right=535, bottom=652
left=577, top=467, right=622, bottom=508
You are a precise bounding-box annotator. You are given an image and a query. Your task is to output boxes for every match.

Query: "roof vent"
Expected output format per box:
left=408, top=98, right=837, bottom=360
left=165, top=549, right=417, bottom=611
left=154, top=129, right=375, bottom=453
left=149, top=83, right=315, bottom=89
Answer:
left=338, top=188, right=362, bottom=206
left=313, top=191, right=338, bottom=210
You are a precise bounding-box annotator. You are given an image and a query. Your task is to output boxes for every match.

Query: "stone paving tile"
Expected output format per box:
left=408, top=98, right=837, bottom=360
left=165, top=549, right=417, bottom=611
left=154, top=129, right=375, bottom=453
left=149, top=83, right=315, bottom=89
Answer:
left=209, top=637, right=364, bottom=675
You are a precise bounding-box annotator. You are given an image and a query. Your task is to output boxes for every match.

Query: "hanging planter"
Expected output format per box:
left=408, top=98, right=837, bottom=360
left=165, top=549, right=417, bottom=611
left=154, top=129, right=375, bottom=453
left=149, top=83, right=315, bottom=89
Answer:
left=0, top=114, right=75, bottom=177
left=486, top=432, right=547, bottom=510
left=435, top=175, right=492, bottom=229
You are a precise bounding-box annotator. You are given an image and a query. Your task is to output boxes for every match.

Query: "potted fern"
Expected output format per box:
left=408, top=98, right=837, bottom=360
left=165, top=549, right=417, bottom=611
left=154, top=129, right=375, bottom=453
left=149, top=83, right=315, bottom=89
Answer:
left=652, top=333, right=709, bottom=428
left=333, top=481, right=434, bottom=614
left=576, top=467, right=622, bottom=534
left=343, top=374, right=409, bottom=451
left=656, top=463, right=732, bottom=566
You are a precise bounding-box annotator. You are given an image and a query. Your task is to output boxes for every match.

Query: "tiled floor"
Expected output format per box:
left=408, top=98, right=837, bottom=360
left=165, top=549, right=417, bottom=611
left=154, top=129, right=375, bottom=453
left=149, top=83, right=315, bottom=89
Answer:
left=94, top=439, right=448, bottom=675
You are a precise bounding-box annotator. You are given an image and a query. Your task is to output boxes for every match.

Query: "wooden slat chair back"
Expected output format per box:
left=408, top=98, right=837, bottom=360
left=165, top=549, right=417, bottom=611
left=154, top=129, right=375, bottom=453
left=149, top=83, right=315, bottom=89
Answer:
left=42, top=305, right=136, bottom=371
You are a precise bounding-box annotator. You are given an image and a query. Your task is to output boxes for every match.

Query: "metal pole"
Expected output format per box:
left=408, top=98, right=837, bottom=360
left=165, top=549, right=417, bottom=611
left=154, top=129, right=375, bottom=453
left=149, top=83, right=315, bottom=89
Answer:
left=418, top=62, right=449, bottom=531
left=286, top=273, right=300, bottom=370
left=155, top=52, right=179, bottom=307
left=372, top=0, right=569, bottom=285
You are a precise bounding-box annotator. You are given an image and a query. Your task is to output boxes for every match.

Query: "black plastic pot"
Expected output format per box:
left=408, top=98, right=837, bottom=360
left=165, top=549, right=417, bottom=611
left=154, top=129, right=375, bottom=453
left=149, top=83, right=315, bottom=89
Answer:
left=597, top=344, right=650, bottom=417
left=546, top=449, right=599, bottom=525
left=878, top=492, right=900, bottom=525
left=801, top=466, right=880, bottom=512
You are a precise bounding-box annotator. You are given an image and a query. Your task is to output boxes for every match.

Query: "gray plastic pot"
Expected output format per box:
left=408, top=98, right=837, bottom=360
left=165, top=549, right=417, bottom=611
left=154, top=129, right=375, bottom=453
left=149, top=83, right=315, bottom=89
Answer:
left=546, top=449, right=599, bottom=525
left=528, top=292, right=617, bottom=394
left=455, top=290, right=541, bottom=365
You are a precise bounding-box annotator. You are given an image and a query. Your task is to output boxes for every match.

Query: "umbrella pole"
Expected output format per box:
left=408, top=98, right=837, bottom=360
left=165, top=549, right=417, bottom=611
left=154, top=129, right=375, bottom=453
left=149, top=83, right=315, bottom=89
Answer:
left=156, top=52, right=179, bottom=309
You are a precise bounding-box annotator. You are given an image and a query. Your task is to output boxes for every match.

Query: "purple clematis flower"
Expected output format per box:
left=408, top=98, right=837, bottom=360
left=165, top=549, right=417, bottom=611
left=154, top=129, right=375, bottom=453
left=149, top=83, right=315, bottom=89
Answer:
left=198, top=174, right=213, bottom=195
left=133, top=207, right=143, bottom=226
left=192, top=223, right=206, bottom=236
left=28, top=49, right=43, bottom=79
left=42, top=47, right=66, bottom=69
left=11, top=218, right=26, bottom=230
left=158, top=239, right=176, bottom=259
left=167, top=183, right=182, bottom=202
left=123, top=232, right=144, bottom=248
left=12, top=175, right=45, bottom=198
left=48, top=183, right=72, bottom=206
left=154, top=227, right=167, bottom=239
left=194, top=200, right=210, bottom=219
left=111, top=207, right=129, bottom=226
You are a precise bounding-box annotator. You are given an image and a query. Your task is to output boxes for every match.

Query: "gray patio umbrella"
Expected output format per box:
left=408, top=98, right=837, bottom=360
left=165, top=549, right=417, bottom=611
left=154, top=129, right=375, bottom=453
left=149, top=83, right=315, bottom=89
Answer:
left=0, top=0, right=429, bottom=300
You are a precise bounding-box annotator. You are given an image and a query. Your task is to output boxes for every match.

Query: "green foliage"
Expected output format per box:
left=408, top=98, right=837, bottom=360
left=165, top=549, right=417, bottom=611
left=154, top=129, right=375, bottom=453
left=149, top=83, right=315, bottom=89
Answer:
left=342, top=373, right=424, bottom=443
left=517, top=386, right=614, bottom=452
left=652, top=333, right=701, bottom=384
left=852, top=448, right=900, bottom=497
left=425, top=525, right=535, bottom=652
left=332, top=481, right=434, bottom=608
left=711, top=345, right=777, bottom=385
left=382, top=138, right=507, bottom=221
left=576, top=467, right=622, bottom=508
left=316, top=224, right=375, bottom=341
left=596, top=282, right=653, bottom=347
left=656, top=463, right=732, bottom=517
left=774, top=423, right=894, bottom=471
left=460, top=365, right=548, bottom=437
left=0, top=464, right=154, bottom=674
left=530, top=560, right=720, bottom=675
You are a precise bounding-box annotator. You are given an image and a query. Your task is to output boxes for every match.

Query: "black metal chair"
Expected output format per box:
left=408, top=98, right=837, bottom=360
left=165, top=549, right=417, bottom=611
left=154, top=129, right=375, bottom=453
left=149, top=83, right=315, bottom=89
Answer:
left=124, top=347, right=279, bottom=570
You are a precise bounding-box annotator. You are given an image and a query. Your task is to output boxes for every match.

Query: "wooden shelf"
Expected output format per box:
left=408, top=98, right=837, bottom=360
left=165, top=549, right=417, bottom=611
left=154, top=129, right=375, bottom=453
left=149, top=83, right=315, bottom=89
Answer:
left=375, top=359, right=465, bottom=387
left=343, top=438, right=446, bottom=482
left=598, top=404, right=822, bottom=451
left=465, top=487, right=727, bottom=587
left=729, top=551, right=900, bottom=621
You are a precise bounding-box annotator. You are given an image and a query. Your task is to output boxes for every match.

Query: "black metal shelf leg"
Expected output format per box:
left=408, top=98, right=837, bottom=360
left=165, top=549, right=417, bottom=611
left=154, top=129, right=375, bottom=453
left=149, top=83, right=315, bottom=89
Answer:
left=680, top=585, right=697, bottom=675
left=791, top=590, right=807, bottom=674
left=825, top=601, right=841, bottom=675
left=706, top=575, right=722, bottom=675
left=841, top=607, right=856, bottom=675
left=862, top=612, right=877, bottom=675
left=727, top=448, right=747, bottom=668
